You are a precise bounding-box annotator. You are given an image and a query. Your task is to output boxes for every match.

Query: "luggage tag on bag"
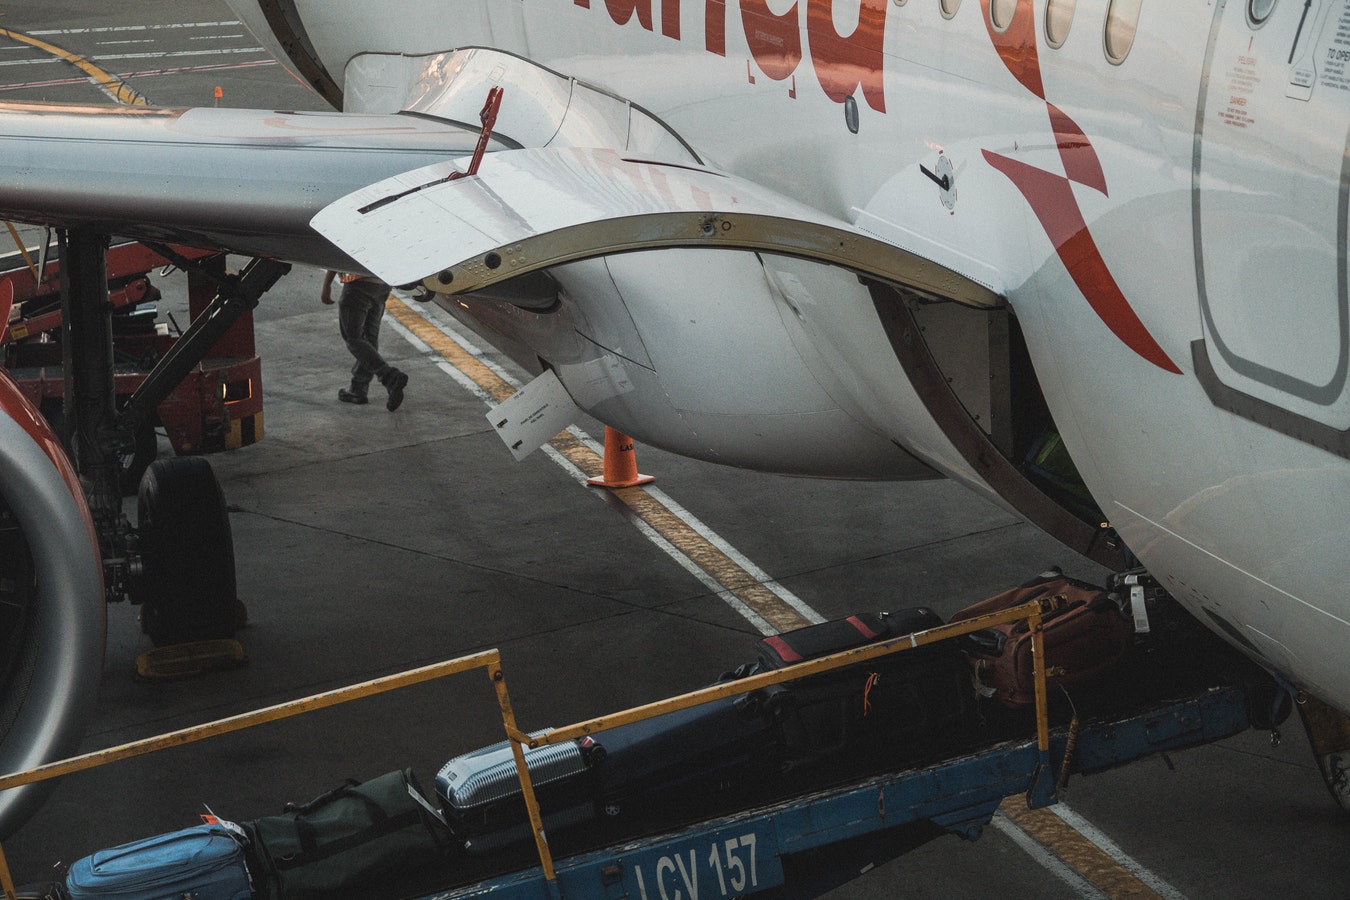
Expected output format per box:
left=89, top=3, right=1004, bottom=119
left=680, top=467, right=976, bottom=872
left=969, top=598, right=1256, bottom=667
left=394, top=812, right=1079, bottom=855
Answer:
left=1124, top=575, right=1151, bottom=634
left=407, top=781, right=448, bottom=826
left=199, top=805, right=248, bottom=841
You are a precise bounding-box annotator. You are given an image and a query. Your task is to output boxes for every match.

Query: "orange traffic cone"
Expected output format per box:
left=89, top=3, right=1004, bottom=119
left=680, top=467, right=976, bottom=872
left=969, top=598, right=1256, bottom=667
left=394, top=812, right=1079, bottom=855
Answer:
left=587, top=427, right=655, bottom=489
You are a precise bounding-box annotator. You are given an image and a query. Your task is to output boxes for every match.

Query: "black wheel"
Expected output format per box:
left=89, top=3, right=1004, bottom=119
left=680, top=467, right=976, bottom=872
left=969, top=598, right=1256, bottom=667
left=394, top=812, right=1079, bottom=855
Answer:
left=134, top=457, right=238, bottom=646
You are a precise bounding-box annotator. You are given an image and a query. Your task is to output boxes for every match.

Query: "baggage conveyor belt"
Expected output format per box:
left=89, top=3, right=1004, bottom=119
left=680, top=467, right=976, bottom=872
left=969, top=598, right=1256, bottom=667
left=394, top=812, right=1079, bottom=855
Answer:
left=0, top=595, right=1268, bottom=900
left=416, top=686, right=1251, bottom=900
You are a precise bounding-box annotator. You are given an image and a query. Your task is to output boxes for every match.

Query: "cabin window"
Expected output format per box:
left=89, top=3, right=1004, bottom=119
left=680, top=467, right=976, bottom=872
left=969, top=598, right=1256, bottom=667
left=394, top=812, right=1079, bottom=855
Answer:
left=1045, top=0, right=1076, bottom=48
left=941, top=0, right=961, bottom=20
left=1248, top=0, right=1277, bottom=27
left=990, top=0, right=1017, bottom=31
left=1104, top=0, right=1142, bottom=64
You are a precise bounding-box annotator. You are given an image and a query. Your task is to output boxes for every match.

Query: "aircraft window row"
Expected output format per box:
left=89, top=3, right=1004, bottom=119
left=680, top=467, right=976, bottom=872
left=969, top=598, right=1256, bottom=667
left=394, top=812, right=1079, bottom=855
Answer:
left=886, top=0, right=1143, bottom=64
left=886, top=0, right=1144, bottom=65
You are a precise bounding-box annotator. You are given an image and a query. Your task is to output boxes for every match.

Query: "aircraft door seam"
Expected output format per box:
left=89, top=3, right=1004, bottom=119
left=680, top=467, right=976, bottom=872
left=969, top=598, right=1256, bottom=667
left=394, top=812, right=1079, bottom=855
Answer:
left=1191, top=1, right=1350, bottom=455
left=256, top=0, right=343, bottom=109
left=868, top=282, right=1127, bottom=570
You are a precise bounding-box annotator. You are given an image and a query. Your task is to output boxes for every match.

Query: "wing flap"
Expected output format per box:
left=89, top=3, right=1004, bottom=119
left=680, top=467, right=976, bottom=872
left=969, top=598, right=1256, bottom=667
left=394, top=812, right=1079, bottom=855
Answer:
left=311, top=147, right=1002, bottom=308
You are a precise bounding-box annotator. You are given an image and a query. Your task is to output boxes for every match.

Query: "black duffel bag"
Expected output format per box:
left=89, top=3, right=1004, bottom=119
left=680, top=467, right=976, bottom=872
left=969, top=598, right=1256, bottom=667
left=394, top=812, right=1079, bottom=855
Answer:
left=245, top=768, right=453, bottom=899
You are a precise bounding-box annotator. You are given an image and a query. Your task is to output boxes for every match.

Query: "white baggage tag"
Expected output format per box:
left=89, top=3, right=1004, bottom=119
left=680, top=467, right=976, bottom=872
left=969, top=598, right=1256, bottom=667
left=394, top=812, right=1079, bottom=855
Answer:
left=487, top=368, right=579, bottom=460
left=1126, top=575, right=1151, bottom=634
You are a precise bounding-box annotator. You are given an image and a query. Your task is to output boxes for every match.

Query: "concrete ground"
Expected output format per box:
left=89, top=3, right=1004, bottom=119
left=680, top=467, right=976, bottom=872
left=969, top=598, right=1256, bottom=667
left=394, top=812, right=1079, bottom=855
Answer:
left=0, top=3, right=1346, bottom=897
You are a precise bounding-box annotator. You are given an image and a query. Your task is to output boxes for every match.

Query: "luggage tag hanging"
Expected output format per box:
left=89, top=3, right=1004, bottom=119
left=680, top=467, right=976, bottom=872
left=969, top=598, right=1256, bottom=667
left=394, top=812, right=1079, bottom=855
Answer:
left=1122, top=574, right=1152, bottom=634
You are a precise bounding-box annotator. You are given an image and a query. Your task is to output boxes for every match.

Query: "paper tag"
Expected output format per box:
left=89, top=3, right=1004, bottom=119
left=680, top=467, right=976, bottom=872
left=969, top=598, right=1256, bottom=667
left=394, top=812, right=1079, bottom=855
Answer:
left=1128, top=582, right=1151, bottom=634
left=487, top=368, right=579, bottom=460
left=408, top=782, right=448, bottom=825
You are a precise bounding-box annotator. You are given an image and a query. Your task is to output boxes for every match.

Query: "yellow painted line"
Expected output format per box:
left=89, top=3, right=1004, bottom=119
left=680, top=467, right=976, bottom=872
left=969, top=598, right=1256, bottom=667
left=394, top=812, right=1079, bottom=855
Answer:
left=386, top=297, right=813, bottom=633
left=384, top=297, right=1182, bottom=892
left=999, top=798, right=1164, bottom=898
left=0, top=28, right=147, bottom=106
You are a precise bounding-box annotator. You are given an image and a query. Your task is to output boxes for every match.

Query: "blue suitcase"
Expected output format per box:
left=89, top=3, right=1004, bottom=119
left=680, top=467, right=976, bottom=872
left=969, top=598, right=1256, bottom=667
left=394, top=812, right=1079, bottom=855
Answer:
left=66, top=823, right=251, bottom=900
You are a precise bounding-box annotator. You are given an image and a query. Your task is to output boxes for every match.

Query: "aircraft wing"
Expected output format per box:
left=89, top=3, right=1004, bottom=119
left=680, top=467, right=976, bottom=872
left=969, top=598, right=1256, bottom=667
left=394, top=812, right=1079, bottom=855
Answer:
left=0, top=102, right=498, bottom=272
left=311, top=146, right=1001, bottom=308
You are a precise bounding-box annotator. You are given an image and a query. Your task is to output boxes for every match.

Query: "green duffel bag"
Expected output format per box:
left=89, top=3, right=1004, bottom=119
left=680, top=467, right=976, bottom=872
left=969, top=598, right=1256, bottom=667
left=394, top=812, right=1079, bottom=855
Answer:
left=245, top=768, right=454, bottom=899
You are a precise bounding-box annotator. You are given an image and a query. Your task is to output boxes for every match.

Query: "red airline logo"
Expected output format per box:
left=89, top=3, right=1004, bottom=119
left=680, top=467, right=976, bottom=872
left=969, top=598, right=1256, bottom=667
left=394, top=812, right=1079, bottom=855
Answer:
left=979, top=0, right=1179, bottom=374
left=574, top=0, right=889, bottom=112
left=573, top=0, right=1178, bottom=373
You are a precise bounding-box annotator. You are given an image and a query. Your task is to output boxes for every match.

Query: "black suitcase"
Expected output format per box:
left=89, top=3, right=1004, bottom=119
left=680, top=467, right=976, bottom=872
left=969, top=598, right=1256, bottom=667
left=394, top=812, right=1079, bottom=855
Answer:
left=755, top=607, right=975, bottom=768
left=437, top=691, right=778, bottom=856
left=587, top=693, right=778, bottom=818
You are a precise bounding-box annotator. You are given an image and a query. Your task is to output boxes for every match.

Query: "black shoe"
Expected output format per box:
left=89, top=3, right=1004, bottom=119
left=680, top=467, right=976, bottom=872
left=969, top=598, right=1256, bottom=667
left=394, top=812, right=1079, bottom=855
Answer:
left=338, top=388, right=368, bottom=405
left=384, top=370, right=408, bottom=411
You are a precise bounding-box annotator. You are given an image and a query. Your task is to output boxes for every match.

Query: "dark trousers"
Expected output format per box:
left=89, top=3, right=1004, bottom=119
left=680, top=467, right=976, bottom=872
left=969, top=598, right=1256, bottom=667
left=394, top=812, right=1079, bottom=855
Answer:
left=338, top=279, right=393, bottom=392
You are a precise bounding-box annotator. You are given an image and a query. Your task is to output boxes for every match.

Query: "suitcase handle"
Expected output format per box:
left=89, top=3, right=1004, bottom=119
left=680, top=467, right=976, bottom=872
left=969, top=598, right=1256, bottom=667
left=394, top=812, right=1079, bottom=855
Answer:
left=284, top=778, right=362, bottom=815
left=963, top=628, right=1006, bottom=655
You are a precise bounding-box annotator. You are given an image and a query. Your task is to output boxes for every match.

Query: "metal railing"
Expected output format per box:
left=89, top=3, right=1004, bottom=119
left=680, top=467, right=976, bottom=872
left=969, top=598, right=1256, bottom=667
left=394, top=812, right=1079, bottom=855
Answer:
left=0, top=595, right=1062, bottom=899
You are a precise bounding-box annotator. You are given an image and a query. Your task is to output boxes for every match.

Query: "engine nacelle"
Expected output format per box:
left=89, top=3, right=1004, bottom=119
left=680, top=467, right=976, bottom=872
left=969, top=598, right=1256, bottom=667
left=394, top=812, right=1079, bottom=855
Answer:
left=0, top=370, right=104, bottom=837
left=447, top=251, right=942, bottom=481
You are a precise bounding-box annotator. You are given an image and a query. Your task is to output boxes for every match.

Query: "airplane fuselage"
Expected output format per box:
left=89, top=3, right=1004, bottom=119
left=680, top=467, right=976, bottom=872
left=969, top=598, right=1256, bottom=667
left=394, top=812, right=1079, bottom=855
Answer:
left=239, top=0, right=1350, bottom=713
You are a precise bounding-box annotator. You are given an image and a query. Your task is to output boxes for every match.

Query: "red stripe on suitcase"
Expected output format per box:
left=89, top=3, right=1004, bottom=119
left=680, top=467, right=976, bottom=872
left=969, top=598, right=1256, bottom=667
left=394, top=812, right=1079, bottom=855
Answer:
left=761, top=635, right=801, bottom=663
left=846, top=616, right=881, bottom=639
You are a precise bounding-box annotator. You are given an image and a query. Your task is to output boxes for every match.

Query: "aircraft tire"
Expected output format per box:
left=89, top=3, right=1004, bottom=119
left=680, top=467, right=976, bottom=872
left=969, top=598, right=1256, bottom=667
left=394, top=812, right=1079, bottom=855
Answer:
left=135, top=456, right=238, bottom=647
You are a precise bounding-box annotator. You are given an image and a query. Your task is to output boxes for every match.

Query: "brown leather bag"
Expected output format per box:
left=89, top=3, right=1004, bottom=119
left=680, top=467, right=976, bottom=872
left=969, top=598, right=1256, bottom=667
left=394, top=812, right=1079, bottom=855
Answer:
left=952, top=572, right=1133, bottom=707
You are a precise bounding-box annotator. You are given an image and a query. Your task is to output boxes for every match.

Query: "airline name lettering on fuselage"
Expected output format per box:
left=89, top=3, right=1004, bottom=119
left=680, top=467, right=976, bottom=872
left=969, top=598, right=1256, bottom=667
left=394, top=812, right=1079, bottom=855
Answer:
left=571, top=0, right=888, bottom=112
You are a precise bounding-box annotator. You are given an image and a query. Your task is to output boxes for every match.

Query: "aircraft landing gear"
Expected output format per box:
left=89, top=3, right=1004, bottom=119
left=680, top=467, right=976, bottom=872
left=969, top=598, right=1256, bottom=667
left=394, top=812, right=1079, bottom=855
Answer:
left=55, top=227, right=287, bottom=651
left=1296, top=693, right=1350, bottom=811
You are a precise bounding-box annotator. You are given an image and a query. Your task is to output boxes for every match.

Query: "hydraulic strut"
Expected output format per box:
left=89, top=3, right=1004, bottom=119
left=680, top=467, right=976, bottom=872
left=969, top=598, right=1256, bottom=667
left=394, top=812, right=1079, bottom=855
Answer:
left=115, top=254, right=290, bottom=447
left=59, top=229, right=118, bottom=532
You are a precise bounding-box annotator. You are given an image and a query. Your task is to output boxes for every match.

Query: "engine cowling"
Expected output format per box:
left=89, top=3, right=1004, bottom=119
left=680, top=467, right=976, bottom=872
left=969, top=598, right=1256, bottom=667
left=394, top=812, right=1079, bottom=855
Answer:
left=0, top=369, right=105, bottom=837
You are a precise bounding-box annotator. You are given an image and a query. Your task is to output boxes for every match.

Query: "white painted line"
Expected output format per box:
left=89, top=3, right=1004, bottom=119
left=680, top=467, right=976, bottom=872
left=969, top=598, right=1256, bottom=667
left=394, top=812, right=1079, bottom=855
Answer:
left=991, top=813, right=1109, bottom=899
left=382, top=314, right=431, bottom=354
left=537, top=439, right=779, bottom=635
left=401, top=299, right=520, bottom=386
left=90, top=48, right=269, bottom=63
left=29, top=23, right=245, bottom=36
left=396, top=301, right=788, bottom=633
left=1049, top=804, right=1187, bottom=900
left=0, top=60, right=280, bottom=93
left=0, top=48, right=268, bottom=68
left=398, top=300, right=823, bottom=625
left=643, top=485, right=825, bottom=625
